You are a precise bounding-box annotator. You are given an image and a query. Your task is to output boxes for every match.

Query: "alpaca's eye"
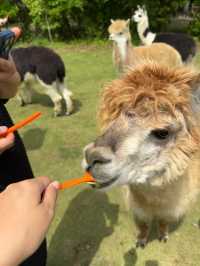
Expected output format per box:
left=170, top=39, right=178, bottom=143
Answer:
left=118, top=32, right=123, bottom=35
left=151, top=129, right=170, bottom=140
left=138, top=14, right=142, bottom=17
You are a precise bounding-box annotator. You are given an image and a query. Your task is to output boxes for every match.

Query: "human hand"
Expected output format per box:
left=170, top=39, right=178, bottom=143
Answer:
left=0, top=126, right=15, bottom=154
left=0, top=58, right=20, bottom=99
left=0, top=176, right=59, bottom=266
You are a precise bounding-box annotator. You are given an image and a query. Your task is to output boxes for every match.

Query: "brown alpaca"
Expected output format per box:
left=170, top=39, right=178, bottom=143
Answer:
left=83, top=62, right=200, bottom=247
left=108, top=19, right=183, bottom=73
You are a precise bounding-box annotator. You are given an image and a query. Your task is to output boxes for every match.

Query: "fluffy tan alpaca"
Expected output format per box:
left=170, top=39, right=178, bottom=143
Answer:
left=108, top=19, right=182, bottom=73
left=83, top=62, right=200, bottom=247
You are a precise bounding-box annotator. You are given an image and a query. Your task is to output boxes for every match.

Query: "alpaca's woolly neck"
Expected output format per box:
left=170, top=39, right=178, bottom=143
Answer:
left=115, top=39, right=128, bottom=64
left=114, top=39, right=137, bottom=73
left=137, top=17, right=156, bottom=45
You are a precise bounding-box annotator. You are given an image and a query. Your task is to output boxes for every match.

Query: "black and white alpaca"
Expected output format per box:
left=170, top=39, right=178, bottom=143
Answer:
left=11, top=46, right=73, bottom=116
left=132, top=5, right=196, bottom=62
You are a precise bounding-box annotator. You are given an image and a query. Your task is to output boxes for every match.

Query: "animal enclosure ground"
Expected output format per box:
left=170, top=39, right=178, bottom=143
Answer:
left=7, top=42, right=200, bottom=266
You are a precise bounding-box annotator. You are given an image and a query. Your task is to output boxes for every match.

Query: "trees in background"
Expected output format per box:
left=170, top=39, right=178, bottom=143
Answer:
left=0, top=0, right=199, bottom=40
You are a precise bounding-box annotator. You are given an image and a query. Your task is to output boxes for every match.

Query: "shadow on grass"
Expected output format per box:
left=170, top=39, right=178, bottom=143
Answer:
left=33, top=91, right=53, bottom=107
left=122, top=218, right=183, bottom=265
left=131, top=217, right=183, bottom=246
left=72, top=99, right=82, bottom=114
left=22, top=128, right=47, bottom=150
left=198, top=219, right=200, bottom=228
left=147, top=219, right=183, bottom=244
left=48, top=189, right=119, bottom=266
left=145, top=260, right=159, bottom=266
left=32, top=92, right=82, bottom=115
left=124, top=248, right=138, bottom=266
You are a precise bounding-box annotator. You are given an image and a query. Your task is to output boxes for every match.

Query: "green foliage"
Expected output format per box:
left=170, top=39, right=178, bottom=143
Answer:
left=141, top=0, right=188, bottom=31
left=0, top=1, right=18, bottom=19
left=21, top=0, right=85, bottom=39
left=190, top=13, right=200, bottom=39
left=0, top=0, right=199, bottom=40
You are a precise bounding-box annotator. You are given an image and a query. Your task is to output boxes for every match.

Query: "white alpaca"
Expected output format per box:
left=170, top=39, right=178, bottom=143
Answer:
left=132, top=5, right=155, bottom=45
left=132, top=5, right=196, bottom=62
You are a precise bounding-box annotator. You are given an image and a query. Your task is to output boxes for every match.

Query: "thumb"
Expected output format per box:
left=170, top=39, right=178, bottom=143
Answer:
left=0, top=126, right=8, bottom=134
left=41, top=181, right=59, bottom=218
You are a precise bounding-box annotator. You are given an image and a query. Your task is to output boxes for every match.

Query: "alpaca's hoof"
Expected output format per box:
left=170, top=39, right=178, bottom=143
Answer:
left=65, top=112, right=71, bottom=116
left=54, top=102, right=63, bottom=117
left=158, top=234, right=169, bottom=243
left=19, top=99, right=32, bottom=106
left=19, top=99, right=26, bottom=106
left=54, top=111, right=62, bottom=117
left=20, top=102, right=25, bottom=107
left=136, top=238, right=148, bottom=248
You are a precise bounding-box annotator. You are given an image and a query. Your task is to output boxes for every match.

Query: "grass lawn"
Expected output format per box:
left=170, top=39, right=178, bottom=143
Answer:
left=6, top=42, right=200, bottom=266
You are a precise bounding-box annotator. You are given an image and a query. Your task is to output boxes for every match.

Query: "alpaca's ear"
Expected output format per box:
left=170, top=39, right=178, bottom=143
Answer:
left=126, top=19, right=130, bottom=27
left=110, top=19, right=114, bottom=24
left=142, top=5, right=147, bottom=14
left=137, top=5, right=141, bottom=10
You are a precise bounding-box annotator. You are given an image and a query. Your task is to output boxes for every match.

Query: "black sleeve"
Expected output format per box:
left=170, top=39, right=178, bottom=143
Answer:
left=1, top=99, right=8, bottom=104
left=0, top=101, right=34, bottom=191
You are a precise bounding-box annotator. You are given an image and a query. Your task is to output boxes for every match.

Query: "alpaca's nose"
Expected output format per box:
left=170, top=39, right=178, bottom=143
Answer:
left=85, top=146, right=112, bottom=170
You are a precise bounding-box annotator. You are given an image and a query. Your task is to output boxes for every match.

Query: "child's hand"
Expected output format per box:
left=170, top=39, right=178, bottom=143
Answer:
left=0, top=58, right=20, bottom=99
left=0, top=126, right=15, bottom=154
left=0, top=176, right=59, bottom=266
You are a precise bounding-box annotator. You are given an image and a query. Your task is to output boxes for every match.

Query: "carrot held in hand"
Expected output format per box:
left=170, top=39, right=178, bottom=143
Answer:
left=59, top=172, right=95, bottom=190
left=0, top=112, right=41, bottom=137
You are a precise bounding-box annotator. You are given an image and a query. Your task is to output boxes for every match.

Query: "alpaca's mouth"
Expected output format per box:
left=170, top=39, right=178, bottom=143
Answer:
left=90, top=176, right=118, bottom=189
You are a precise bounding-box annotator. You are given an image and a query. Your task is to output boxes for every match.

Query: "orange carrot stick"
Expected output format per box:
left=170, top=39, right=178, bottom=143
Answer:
left=0, top=112, right=41, bottom=137
left=59, top=172, right=95, bottom=190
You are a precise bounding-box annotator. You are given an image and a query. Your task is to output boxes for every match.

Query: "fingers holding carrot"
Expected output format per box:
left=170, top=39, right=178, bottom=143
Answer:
left=0, top=126, right=15, bottom=154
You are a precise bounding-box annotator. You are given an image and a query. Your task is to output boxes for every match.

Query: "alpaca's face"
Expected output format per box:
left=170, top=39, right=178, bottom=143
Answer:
left=132, top=8, right=146, bottom=23
left=83, top=110, right=191, bottom=189
left=83, top=63, right=200, bottom=190
left=108, top=19, right=130, bottom=44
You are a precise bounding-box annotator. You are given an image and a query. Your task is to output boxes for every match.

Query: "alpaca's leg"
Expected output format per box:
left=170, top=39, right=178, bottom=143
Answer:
left=134, top=208, right=152, bottom=248
left=135, top=221, right=151, bottom=248
left=17, top=73, right=36, bottom=106
left=157, top=220, right=169, bottom=242
left=122, top=185, right=133, bottom=211
left=57, top=81, right=73, bottom=115
left=17, top=81, right=34, bottom=106
left=17, top=83, right=25, bottom=106
left=42, top=82, right=63, bottom=116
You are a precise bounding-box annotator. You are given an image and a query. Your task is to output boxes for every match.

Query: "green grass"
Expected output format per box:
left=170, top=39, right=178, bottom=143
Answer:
left=6, top=43, right=200, bottom=266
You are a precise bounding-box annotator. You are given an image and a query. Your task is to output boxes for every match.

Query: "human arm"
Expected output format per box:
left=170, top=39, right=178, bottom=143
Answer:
left=0, top=58, right=20, bottom=99
left=0, top=176, right=59, bottom=266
